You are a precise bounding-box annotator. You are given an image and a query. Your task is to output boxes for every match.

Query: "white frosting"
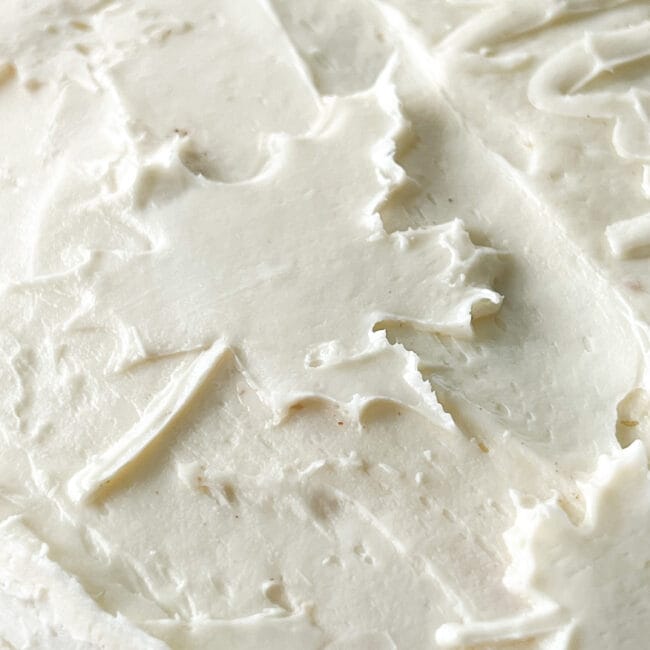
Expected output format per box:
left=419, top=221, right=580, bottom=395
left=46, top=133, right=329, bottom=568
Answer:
left=438, top=441, right=650, bottom=648
left=1, top=1, right=650, bottom=648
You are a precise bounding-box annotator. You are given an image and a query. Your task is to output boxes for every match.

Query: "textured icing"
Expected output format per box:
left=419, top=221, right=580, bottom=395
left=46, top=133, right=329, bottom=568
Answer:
left=1, top=1, right=650, bottom=649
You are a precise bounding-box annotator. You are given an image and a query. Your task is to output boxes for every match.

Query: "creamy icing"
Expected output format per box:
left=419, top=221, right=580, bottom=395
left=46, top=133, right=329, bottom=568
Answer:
left=1, top=1, right=650, bottom=649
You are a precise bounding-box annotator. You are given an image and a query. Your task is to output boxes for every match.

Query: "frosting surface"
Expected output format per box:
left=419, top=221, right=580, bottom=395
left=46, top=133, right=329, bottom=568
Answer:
left=1, top=1, right=650, bottom=648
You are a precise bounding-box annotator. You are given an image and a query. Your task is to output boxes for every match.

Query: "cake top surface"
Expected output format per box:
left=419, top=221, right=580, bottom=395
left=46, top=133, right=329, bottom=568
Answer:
left=1, top=1, right=650, bottom=648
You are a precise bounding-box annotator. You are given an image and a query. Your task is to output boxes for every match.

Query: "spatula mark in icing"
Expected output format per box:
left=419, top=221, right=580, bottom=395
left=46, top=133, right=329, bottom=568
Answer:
left=68, top=340, right=228, bottom=503
left=0, top=516, right=170, bottom=649
left=528, top=22, right=650, bottom=258
left=437, top=0, right=634, bottom=56
left=63, top=62, right=501, bottom=503
left=435, top=605, right=563, bottom=648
